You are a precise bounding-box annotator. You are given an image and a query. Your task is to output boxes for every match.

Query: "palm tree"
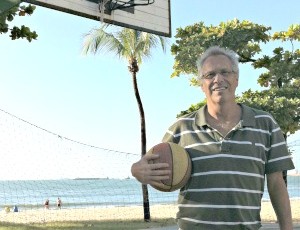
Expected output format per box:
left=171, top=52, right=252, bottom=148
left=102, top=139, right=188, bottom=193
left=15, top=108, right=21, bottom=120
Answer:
left=82, top=25, right=166, bottom=221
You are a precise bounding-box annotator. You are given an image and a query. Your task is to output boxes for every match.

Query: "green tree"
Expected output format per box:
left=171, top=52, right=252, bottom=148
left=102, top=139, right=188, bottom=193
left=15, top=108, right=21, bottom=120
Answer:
left=172, top=19, right=300, bottom=136
left=82, top=25, right=166, bottom=221
left=0, top=1, right=37, bottom=42
left=172, top=20, right=300, bottom=184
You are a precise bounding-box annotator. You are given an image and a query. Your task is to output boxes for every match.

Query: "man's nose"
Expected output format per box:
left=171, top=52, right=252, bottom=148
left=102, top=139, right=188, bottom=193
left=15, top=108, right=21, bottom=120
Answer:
left=213, top=72, right=224, bottom=82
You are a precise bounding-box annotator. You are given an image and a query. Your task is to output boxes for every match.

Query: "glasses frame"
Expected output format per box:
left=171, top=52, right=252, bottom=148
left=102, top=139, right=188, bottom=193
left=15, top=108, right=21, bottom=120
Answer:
left=201, top=69, right=236, bottom=80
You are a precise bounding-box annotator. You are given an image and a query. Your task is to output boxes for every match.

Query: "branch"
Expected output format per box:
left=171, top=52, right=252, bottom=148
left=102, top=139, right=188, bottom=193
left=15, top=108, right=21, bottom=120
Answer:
left=238, top=53, right=257, bottom=63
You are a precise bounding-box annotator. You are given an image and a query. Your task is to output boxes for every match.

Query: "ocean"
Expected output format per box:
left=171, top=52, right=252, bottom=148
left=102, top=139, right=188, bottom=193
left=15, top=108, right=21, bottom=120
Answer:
left=0, top=176, right=299, bottom=210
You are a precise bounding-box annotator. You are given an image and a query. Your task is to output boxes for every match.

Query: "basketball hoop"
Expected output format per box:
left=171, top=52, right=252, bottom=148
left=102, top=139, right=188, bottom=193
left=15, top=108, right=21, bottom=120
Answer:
left=99, top=0, right=154, bottom=12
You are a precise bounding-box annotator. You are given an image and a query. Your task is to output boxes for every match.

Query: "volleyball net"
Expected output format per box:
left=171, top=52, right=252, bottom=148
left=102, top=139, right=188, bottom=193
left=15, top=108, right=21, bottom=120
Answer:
left=0, top=107, right=299, bottom=224
left=0, top=107, right=178, bottom=224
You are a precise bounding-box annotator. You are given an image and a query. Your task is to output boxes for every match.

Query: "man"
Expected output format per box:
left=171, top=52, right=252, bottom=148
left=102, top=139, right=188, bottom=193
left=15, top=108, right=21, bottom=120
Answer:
left=131, top=46, right=295, bottom=229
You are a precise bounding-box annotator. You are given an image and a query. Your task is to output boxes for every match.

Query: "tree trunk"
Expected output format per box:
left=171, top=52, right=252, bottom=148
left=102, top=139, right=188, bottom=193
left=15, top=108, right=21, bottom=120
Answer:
left=283, top=133, right=288, bottom=186
left=279, top=73, right=287, bottom=187
left=129, top=59, right=150, bottom=221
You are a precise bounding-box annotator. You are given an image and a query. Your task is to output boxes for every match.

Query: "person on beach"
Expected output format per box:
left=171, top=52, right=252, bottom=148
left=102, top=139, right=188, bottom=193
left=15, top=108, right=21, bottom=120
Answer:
left=131, top=46, right=295, bottom=230
left=4, top=206, right=10, bottom=213
left=44, top=199, right=49, bottom=209
left=57, top=197, right=62, bottom=209
left=13, top=205, right=18, bottom=212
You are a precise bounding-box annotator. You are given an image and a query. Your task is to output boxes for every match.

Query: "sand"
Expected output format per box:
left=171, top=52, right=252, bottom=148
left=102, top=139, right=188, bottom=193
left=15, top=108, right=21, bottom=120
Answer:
left=1, top=200, right=299, bottom=224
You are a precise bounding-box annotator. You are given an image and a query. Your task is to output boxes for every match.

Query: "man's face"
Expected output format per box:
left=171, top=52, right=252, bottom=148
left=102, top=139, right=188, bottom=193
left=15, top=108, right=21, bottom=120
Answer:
left=200, top=55, right=238, bottom=104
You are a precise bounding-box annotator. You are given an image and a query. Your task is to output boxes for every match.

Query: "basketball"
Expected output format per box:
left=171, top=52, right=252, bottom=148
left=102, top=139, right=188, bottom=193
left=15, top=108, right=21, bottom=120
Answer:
left=146, top=142, right=192, bottom=192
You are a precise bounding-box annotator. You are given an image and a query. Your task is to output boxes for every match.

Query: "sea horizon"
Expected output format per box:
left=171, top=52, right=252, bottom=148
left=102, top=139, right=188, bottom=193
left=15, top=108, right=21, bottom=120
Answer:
left=0, top=177, right=299, bottom=211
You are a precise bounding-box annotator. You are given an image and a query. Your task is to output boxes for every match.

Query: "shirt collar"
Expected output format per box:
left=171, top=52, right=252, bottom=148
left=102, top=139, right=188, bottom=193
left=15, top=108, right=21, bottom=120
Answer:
left=195, top=103, right=256, bottom=128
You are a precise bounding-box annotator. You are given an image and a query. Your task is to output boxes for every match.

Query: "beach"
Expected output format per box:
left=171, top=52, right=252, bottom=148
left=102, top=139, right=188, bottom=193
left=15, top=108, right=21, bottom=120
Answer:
left=1, top=200, right=299, bottom=224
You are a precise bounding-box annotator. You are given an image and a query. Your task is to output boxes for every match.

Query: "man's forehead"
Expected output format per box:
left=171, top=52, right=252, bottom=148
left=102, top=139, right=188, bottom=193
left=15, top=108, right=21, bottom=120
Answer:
left=204, top=54, right=230, bottom=63
left=202, top=55, right=232, bottom=69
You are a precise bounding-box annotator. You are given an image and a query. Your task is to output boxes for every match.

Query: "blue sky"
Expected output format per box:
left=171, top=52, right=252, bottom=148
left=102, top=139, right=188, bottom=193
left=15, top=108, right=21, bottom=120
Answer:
left=0, top=0, right=299, bottom=179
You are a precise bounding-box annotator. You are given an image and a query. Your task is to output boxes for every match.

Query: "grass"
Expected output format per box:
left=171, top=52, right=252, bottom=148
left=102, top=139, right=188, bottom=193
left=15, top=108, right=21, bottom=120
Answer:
left=0, top=218, right=176, bottom=230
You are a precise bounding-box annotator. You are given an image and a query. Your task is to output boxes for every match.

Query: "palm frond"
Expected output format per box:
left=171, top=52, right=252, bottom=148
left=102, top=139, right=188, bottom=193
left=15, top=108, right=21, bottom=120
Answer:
left=82, top=26, right=168, bottom=66
left=82, top=24, right=123, bottom=56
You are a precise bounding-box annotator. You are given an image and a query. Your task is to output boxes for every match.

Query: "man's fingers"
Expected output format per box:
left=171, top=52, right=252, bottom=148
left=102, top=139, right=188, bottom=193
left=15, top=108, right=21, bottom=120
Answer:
left=131, top=154, right=171, bottom=185
left=144, top=153, right=160, bottom=161
left=150, top=169, right=171, bottom=176
left=149, top=162, right=169, bottom=170
left=149, top=175, right=170, bottom=185
left=144, top=154, right=170, bottom=170
left=151, top=180, right=169, bottom=188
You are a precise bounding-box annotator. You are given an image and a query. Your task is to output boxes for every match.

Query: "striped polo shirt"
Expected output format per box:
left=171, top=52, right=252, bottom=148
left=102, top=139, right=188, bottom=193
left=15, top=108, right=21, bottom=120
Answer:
left=162, top=104, right=294, bottom=230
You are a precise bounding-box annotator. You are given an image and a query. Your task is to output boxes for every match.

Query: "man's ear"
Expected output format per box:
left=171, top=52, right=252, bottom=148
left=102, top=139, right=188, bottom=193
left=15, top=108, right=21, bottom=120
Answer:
left=200, top=85, right=204, bottom=92
left=199, top=79, right=204, bottom=91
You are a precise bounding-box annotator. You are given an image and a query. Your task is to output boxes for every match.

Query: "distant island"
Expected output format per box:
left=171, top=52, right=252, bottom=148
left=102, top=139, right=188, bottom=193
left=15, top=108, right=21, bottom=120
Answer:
left=73, top=177, right=109, bottom=180
left=73, top=177, right=132, bottom=180
left=289, top=169, right=300, bottom=176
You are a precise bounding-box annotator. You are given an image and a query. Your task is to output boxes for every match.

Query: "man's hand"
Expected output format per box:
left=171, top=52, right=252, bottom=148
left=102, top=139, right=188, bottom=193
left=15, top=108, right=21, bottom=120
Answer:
left=131, top=154, right=171, bottom=187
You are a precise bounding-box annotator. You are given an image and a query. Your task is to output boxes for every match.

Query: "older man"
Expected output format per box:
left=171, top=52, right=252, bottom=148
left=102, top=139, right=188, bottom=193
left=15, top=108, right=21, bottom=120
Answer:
left=131, top=46, right=294, bottom=230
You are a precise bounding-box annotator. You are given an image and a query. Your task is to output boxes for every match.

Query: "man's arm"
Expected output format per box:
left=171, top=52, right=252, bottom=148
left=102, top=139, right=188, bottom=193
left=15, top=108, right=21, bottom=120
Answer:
left=267, top=171, right=293, bottom=230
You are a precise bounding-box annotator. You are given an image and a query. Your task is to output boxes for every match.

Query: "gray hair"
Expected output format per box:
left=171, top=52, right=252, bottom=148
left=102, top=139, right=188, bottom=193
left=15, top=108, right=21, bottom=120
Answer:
left=196, top=46, right=239, bottom=82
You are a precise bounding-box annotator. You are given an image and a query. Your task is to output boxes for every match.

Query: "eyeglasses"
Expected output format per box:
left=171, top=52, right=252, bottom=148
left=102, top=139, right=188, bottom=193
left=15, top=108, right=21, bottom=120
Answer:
left=201, top=69, right=236, bottom=80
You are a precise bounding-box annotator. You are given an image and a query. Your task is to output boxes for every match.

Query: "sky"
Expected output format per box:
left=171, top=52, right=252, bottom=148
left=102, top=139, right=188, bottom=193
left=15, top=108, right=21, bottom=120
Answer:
left=0, top=0, right=299, bottom=179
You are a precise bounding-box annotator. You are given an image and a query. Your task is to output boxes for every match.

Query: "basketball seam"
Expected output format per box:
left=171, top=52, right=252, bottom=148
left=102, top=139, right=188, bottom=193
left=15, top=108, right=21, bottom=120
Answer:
left=168, top=143, right=191, bottom=192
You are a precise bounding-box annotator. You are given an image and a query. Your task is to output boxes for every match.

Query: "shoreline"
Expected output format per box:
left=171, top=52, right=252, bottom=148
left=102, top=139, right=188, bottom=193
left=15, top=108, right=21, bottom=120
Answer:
left=0, top=200, right=299, bottom=224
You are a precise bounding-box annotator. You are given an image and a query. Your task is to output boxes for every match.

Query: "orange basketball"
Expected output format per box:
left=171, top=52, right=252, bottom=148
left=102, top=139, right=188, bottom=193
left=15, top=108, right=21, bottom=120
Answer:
left=146, top=142, right=192, bottom=192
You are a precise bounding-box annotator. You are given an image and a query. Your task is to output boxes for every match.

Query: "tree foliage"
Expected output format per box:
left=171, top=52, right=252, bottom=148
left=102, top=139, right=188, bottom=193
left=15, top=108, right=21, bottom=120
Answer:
left=173, top=19, right=300, bottom=137
left=0, top=3, right=37, bottom=42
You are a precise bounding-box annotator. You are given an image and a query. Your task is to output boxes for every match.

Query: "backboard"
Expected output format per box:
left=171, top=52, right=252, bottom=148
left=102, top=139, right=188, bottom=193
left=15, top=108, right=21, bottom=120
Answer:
left=22, top=0, right=171, bottom=37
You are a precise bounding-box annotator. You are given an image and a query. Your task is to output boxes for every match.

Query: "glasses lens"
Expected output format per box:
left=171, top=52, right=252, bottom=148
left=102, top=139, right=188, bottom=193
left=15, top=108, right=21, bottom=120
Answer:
left=202, top=70, right=234, bottom=79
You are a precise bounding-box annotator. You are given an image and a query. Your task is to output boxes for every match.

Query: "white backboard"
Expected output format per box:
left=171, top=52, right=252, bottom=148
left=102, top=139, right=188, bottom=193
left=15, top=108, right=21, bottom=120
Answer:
left=22, top=0, right=171, bottom=37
